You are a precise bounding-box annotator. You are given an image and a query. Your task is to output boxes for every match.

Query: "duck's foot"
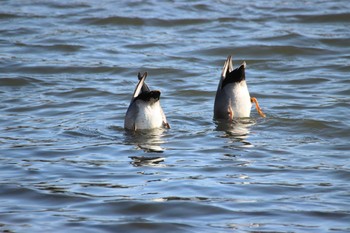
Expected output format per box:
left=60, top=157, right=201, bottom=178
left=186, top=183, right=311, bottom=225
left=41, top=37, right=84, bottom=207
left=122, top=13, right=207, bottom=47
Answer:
left=228, top=103, right=234, bottom=120
left=251, top=97, right=266, bottom=118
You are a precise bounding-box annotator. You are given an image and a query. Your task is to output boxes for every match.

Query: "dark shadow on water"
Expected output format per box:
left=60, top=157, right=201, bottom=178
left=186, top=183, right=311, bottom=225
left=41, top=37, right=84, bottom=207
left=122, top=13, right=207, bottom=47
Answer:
left=214, top=118, right=256, bottom=148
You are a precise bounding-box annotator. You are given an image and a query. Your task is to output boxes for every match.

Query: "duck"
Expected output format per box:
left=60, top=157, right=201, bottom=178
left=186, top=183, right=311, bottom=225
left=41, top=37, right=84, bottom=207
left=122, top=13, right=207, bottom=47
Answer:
left=214, top=55, right=265, bottom=120
left=124, top=72, right=170, bottom=131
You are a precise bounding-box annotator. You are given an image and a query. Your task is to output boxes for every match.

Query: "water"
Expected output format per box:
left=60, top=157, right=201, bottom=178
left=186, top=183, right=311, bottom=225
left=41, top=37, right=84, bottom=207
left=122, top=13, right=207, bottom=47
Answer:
left=1, top=0, right=350, bottom=232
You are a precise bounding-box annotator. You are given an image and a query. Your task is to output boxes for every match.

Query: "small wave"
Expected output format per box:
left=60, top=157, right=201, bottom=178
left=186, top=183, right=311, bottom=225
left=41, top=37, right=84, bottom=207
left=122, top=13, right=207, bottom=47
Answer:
left=37, top=44, right=84, bottom=53
left=13, top=65, right=121, bottom=74
left=286, top=77, right=329, bottom=85
left=0, top=13, right=22, bottom=19
left=0, top=76, right=44, bottom=87
left=45, top=2, right=91, bottom=9
left=49, top=87, right=114, bottom=98
left=63, top=127, right=104, bottom=138
left=194, top=44, right=333, bottom=58
left=13, top=42, right=84, bottom=53
left=81, top=16, right=210, bottom=27
left=0, top=12, right=44, bottom=19
left=0, top=27, right=38, bottom=36
left=62, top=126, right=119, bottom=141
left=294, top=12, right=350, bottom=23
left=1, top=183, right=87, bottom=205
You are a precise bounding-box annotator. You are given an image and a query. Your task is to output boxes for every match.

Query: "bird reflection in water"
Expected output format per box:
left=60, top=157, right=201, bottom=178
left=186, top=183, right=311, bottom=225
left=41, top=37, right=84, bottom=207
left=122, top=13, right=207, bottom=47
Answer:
left=129, top=156, right=164, bottom=167
left=215, top=118, right=256, bottom=148
left=124, top=128, right=167, bottom=166
left=124, top=128, right=167, bottom=152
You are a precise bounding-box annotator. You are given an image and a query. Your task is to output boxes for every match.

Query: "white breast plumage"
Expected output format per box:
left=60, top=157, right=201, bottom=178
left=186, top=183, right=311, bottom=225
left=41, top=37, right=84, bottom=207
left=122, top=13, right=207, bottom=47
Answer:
left=224, top=81, right=252, bottom=118
left=134, top=101, right=164, bottom=130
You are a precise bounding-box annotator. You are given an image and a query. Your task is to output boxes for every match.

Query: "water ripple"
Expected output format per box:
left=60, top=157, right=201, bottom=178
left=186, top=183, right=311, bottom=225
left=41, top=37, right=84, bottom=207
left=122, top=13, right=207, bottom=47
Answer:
left=81, top=16, right=210, bottom=27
